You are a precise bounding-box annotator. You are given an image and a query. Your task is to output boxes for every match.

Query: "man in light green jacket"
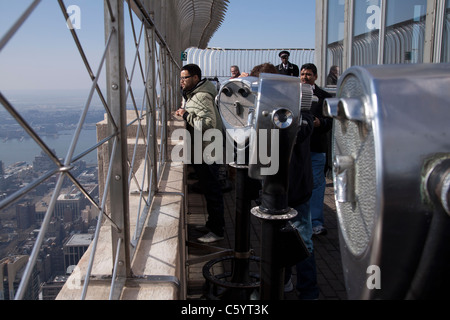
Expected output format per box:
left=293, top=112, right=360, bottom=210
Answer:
left=176, top=64, right=225, bottom=243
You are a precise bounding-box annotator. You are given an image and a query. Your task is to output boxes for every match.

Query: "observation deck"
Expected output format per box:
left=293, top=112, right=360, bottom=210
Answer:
left=1, top=0, right=345, bottom=301
left=55, top=115, right=346, bottom=300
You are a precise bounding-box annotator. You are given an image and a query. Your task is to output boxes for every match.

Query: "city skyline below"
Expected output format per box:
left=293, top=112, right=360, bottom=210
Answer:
left=0, top=91, right=104, bottom=167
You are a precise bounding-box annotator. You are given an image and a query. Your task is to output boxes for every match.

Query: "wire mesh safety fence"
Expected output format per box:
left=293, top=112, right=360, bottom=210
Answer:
left=0, top=0, right=180, bottom=300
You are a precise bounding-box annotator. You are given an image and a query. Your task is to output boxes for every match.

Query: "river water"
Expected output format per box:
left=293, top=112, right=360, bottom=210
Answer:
left=0, top=129, right=98, bottom=168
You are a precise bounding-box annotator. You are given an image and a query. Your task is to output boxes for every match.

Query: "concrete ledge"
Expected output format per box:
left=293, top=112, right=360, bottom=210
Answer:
left=56, top=224, right=114, bottom=300
left=57, top=118, right=187, bottom=300
left=126, top=161, right=185, bottom=300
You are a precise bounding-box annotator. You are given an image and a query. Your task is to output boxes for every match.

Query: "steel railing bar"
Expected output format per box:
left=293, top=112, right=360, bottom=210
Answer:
left=125, top=46, right=143, bottom=103
left=1, top=0, right=182, bottom=301
left=15, top=171, right=67, bottom=299
left=127, top=159, right=144, bottom=194
left=105, top=0, right=116, bottom=23
left=63, top=29, right=115, bottom=166
left=128, top=120, right=144, bottom=185
left=143, top=27, right=155, bottom=113
left=0, top=0, right=41, bottom=52
left=128, top=19, right=170, bottom=243
left=125, top=83, right=147, bottom=143
left=124, top=53, right=152, bottom=194
left=124, top=7, right=145, bottom=104
left=57, top=0, right=118, bottom=131
left=126, top=112, right=150, bottom=191
left=127, top=6, right=147, bottom=94
left=109, top=237, right=123, bottom=300
left=2, top=2, right=123, bottom=300
left=158, top=118, right=166, bottom=178
left=126, top=144, right=151, bottom=210
left=0, top=92, right=62, bottom=166
left=125, top=111, right=149, bottom=128
left=156, top=161, right=168, bottom=188
left=122, top=6, right=159, bottom=255
left=129, top=97, right=157, bottom=247
left=126, top=3, right=145, bottom=79
left=124, top=30, right=152, bottom=167
left=64, top=170, right=120, bottom=231
left=81, top=136, right=119, bottom=300
left=126, top=109, right=150, bottom=192
left=0, top=168, right=57, bottom=211
left=130, top=38, right=156, bottom=140
left=125, top=72, right=152, bottom=190
left=81, top=202, right=104, bottom=299
left=71, top=133, right=115, bottom=164
left=131, top=121, right=153, bottom=241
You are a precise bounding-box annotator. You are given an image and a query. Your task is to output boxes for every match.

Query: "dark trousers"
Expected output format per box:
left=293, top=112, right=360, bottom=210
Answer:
left=193, top=163, right=225, bottom=237
left=285, top=252, right=320, bottom=300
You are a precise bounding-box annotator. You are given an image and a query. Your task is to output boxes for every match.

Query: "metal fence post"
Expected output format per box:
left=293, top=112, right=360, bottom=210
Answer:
left=105, top=0, right=132, bottom=282
left=145, top=20, right=158, bottom=195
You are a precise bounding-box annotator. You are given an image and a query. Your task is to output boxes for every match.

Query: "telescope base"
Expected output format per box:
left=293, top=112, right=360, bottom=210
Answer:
left=202, top=255, right=261, bottom=300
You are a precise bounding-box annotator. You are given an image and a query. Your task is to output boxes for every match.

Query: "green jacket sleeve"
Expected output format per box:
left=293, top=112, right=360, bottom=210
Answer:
left=185, top=91, right=218, bottom=132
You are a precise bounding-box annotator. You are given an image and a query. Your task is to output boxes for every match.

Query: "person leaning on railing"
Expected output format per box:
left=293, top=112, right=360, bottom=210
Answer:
left=175, top=64, right=225, bottom=244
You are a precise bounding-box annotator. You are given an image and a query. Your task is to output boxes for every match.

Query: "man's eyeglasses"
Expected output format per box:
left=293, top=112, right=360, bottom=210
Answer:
left=180, top=75, right=193, bottom=81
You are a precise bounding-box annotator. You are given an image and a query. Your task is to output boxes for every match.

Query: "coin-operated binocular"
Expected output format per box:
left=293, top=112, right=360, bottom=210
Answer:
left=216, top=73, right=313, bottom=299
left=324, top=64, right=450, bottom=300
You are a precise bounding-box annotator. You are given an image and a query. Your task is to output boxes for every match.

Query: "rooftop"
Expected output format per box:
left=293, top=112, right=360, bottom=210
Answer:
left=65, top=234, right=94, bottom=247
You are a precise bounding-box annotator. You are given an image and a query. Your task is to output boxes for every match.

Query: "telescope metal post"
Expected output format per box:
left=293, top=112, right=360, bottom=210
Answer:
left=220, top=164, right=255, bottom=299
left=259, top=219, right=286, bottom=299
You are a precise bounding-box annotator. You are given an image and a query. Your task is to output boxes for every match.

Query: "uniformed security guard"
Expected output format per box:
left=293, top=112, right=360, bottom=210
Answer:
left=276, top=50, right=300, bottom=77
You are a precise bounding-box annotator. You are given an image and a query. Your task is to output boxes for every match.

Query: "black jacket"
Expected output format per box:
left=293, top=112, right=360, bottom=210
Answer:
left=310, top=85, right=333, bottom=153
left=246, top=112, right=314, bottom=207
left=288, top=112, right=314, bottom=207
left=276, top=62, right=300, bottom=77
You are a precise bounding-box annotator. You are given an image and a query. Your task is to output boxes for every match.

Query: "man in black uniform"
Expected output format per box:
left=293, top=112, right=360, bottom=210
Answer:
left=276, top=50, right=300, bottom=77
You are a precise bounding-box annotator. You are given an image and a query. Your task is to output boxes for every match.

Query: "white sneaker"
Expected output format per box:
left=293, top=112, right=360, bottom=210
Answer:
left=197, top=232, right=224, bottom=243
left=284, top=278, right=294, bottom=292
left=313, top=225, right=328, bottom=235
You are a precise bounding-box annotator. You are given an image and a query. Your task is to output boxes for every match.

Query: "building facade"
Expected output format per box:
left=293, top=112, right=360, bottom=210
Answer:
left=63, top=234, right=92, bottom=272
left=315, top=0, right=450, bottom=87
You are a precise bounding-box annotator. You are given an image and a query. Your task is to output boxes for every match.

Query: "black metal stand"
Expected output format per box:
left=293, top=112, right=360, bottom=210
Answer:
left=251, top=205, right=297, bottom=300
left=249, top=127, right=309, bottom=300
left=201, top=164, right=260, bottom=300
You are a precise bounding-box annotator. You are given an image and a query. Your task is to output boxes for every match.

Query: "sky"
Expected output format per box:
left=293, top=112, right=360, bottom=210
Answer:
left=0, top=0, right=316, bottom=91
left=208, top=0, right=316, bottom=49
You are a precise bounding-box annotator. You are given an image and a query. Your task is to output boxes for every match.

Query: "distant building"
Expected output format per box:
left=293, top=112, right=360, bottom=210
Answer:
left=16, top=202, right=36, bottom=230
left=63, top=234, right=92, bottom=272
left=0, top=256, right=40, bottom=300
left=54, top=191, right=85, bottom=222
left=53, top=185, right=98, bottom=222
left=32, top=150, right=56, bottom=172
left=0, top=161, right=6, bottom=197
left=41, top=275, right=68, bottom=300
left=81, top=205, right=98, bottom=225
left=48, top=242, right=65, bottom=276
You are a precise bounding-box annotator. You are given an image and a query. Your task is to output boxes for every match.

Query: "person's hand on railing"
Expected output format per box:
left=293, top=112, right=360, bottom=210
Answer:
left=175, top=108, right=186, bottom=117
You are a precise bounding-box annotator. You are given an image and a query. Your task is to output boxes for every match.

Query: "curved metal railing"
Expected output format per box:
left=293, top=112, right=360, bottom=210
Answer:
left=186, top=47, right=315, bottom=82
